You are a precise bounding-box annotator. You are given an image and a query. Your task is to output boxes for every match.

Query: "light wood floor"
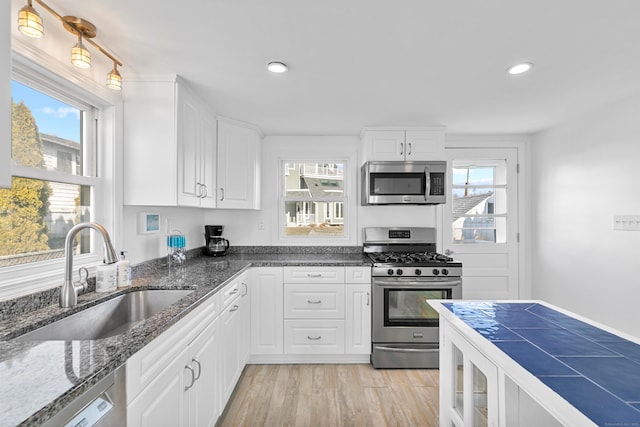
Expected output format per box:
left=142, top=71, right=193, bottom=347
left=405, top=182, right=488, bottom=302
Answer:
left=218, top=364, right=440, bottom=427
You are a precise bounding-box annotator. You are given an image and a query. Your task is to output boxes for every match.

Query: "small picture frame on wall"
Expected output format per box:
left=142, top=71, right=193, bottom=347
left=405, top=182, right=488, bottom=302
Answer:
left=138, top=212, right=160, bottom=234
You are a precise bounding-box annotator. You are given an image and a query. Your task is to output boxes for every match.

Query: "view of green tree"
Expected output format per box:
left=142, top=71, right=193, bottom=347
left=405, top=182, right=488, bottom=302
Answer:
left=0, top=100, right=50, bottom=256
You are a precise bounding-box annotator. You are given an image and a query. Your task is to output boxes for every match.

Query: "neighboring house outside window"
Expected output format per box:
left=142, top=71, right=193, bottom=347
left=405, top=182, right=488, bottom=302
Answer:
left=282, top=162, right=346, bottom=237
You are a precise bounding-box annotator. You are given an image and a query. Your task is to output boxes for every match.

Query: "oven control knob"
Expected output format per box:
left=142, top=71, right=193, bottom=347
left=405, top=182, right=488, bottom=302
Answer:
left=387, top=269, right=394, bottom=276
left=442, top=268, right=449, bottom=276
left=396, top=269, right=403, bottom=276
left=432, top=269, right=440, bottom=276
left=415, top=269, right=422, bottom=276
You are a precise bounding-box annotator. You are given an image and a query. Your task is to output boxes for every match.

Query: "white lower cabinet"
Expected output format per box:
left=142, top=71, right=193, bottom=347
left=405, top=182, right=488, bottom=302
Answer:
left=220, top=293, right=242, bottom=406
left=126, top=271, right=250, bottom=427
left=345, top=284, right=371, bottom=354
left=250, top=267, right=284, bottom=355
left=279, top=266, right=371, bottom=359
left=126, top=294, right=221, bottom=427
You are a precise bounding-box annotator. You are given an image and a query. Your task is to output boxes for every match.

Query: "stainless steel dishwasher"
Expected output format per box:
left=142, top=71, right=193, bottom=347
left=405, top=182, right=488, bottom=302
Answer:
left=42, top=364, right=126, bottom=427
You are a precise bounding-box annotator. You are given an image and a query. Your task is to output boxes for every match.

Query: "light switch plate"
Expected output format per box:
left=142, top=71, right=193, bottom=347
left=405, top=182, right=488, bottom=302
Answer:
left=613, top=215, right=640, bottom=231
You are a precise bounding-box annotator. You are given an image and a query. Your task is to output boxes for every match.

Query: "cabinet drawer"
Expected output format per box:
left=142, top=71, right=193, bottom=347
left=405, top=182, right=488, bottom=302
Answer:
left=283, top=320, right=345, bottom=354
left=345, top=266, right=372, bottom=284
left=283, top=267, right=345, bottom=284
left=284, top=284, right=344, bottom=319
left=221, top=278, right=241, bottom=308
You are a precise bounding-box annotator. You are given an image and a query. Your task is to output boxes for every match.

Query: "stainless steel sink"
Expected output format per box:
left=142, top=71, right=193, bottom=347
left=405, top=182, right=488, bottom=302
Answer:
left=17, top=289, right=194, bottom=341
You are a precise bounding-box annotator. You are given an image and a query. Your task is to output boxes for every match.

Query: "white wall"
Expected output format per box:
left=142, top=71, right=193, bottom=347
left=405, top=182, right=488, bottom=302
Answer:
left=531, top=94, right=640, bottom=338
left=122, top=206, right=206, bottom=265
left=204, top=135, right=440, bottom=247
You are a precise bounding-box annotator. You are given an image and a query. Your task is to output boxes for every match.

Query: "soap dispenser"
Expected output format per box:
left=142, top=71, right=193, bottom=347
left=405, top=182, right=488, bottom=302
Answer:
left=116, top=251, right=131, bottom=288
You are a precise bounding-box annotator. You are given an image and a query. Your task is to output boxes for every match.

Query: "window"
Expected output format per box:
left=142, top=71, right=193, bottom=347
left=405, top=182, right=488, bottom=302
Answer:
left=451, top=160, right=508, bottom=243
left=281, top=161, right=346, bottom=237
left=1, top=76, right=100, bottom=269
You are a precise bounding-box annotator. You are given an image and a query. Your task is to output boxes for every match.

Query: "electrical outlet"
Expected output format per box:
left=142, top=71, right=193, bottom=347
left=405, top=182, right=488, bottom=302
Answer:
left=613, top=215, right=640, bottom=231
left=257, top=219, right=265, bottom=230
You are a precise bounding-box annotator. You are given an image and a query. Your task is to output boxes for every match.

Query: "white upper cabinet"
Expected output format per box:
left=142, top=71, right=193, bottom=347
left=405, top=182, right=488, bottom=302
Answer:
left=216, top=118, right=262, bottom=210
left=123, top=75, right=216, bottom=207
left=361, top=127, right=446, bottom=161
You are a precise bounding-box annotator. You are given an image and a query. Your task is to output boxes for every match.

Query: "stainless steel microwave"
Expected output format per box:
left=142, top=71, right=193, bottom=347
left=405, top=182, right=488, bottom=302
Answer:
left=361, top=161, right=447, bottom=205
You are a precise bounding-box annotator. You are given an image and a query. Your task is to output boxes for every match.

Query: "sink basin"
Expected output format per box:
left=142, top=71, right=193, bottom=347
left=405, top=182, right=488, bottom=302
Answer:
left=16, top=289, right=194, bottom=341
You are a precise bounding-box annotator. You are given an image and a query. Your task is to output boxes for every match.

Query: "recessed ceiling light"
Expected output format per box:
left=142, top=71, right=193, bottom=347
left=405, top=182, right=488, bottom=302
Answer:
left=507, top=62, right=533, bottom=75
left=267, top=61, right=288, bottom=73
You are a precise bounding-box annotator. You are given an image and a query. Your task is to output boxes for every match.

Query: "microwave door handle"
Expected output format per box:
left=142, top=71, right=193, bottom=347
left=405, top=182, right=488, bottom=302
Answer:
left=424, top=166, right=431, bottom=199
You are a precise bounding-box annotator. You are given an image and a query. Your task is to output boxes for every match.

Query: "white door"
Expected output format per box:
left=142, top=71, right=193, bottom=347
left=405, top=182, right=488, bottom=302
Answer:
left=442, top=148, right=519, bottom=299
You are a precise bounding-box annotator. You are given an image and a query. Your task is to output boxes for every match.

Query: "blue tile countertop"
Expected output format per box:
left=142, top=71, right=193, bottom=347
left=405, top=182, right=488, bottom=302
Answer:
left=0, top=250, right=370, bottom=427
left=442, top=301, right=640, bottom=427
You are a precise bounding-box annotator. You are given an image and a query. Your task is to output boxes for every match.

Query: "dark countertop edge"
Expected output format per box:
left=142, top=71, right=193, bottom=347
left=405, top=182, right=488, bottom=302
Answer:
left=5, top=255, right=371, bottom=426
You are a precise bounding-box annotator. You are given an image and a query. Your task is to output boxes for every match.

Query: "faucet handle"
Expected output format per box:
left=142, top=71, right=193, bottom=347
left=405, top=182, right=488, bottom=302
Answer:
left=74, top=267, right=89, bottom=294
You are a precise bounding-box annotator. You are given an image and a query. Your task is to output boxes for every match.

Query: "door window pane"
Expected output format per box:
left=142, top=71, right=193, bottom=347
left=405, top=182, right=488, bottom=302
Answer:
left=452, top=161, right=508, bottom=244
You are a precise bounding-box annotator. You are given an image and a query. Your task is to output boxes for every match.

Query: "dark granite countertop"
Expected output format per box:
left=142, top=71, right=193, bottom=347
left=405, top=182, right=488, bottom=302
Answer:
left=0, top=252, right=371, bottom=426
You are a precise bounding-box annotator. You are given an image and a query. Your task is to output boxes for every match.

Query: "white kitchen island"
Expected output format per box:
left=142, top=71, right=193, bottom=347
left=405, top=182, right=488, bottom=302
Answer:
left=429, top=300, right=640, bottom=427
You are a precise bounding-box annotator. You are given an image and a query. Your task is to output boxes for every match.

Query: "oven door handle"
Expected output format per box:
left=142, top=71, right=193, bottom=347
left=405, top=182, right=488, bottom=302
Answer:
left=375, top=346, right=438, bottom=353
left=374, top=279, right=462, bottom=288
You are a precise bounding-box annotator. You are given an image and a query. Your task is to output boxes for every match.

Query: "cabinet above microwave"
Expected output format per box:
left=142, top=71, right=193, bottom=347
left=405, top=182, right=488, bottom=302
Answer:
left=361, top=161, right=447, bottom=205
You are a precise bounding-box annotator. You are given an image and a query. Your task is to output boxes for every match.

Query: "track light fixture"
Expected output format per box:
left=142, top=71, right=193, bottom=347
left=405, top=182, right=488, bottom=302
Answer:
left=17, top=0, right=123, bottom=90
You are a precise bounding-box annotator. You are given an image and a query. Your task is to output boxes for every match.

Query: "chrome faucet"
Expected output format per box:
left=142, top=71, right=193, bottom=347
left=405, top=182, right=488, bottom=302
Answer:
left=60, top=222, right=119, bottom=308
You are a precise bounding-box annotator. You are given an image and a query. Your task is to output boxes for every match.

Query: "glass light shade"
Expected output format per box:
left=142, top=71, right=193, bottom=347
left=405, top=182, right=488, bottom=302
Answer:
left=507, top=62, right=533, bottom=75
left=106, top=67, right=122, bottom=90
left=18, top=5, right=44, bottom=38
left=71, top=41, right=91, bottom=69
left=267, top=61, right=288, bottom=73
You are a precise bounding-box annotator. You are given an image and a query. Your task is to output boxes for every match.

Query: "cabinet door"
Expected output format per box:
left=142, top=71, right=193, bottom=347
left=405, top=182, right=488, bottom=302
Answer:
left=177, top=85, right=202, bottom=207
left=250, top=267, right=284, bottom=355
left=345, top=284, right=372, bottom=354
left=405, top=130, right=445, bottom=159
left=221, top=296, right=242, bottom=406
left=188, top=316, right=221, bottom=427
left=441, top=324, right=499, bottom=427
left=217, top=119, right=261, bottom=209
left=199, top=113, right=217, bottom=208
left=239, top=273, right=251, bottom=365
left=127, top=346, right=190, bottom=427
left=364, top=130, right=405, bottom=161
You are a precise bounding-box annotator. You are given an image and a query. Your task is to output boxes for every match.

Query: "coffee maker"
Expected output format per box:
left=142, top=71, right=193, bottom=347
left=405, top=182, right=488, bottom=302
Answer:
left=204, top=225, right=230, bottom=256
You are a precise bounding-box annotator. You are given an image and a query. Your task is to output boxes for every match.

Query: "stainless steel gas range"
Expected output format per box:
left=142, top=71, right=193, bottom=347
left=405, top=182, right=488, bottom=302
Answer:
left=364, top=227, right=462, bottom=369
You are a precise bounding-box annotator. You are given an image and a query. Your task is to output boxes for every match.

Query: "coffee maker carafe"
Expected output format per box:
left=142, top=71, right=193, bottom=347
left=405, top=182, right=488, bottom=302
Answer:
left=204, top=225, right=229, bottom=256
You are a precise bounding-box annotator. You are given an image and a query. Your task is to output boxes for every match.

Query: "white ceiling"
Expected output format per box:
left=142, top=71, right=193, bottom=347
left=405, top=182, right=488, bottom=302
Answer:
left=41, top=0, right=640, bottom=135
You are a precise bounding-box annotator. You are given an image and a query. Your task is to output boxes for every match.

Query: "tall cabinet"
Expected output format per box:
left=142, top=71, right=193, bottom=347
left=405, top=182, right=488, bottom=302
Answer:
left=123, top=75, right=216, bottom=207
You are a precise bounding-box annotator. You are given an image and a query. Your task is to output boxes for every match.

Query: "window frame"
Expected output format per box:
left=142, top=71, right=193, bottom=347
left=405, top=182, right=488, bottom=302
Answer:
left=278, top=158, right=352, bottom=244
left=0, top=54, right=118, bottom=300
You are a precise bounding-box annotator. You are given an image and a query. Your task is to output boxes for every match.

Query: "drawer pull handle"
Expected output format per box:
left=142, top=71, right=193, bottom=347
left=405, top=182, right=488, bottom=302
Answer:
left=229, top=304, right=239, bottom=312
left=192, top=358, right=202, bottom=381
left=307, top=299, right=322, bottom=304
left=366, top=292, right=370, bottom=306
left=184, top=365, right=196, bottom=390
left=307, top=335, right=322, bottom=341
left=229, top=289, right=239, bottom=295
left=307, top=273, right=322, bottom=278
